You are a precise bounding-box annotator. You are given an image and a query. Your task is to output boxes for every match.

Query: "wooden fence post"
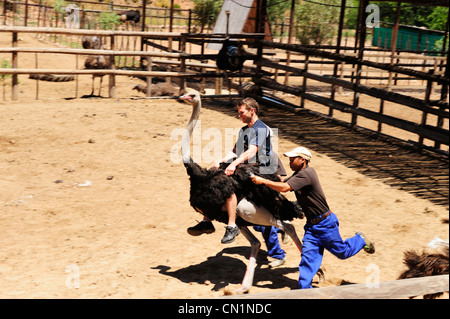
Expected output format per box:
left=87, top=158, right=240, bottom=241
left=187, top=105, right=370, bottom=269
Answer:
left=75, top=54, right=78, bottom=99
left=109, top=34, right=116, bottom=98
left=351, top=0, right=369, bottom=129
left=2, top=0, right=6, bottom=26
left=300, top=55, right=309, bottom=108
left=11, top=31, right=18, bottom=101
left=284, top=0, right=296, bottom=86
left=24, top=0, right=29, bottom=26
left=35, top=52, right=38, bottom=100
left=179, top=35, right=186, bottom=94
left=419, top=71, right=434, bottom=148
left=377, top=99, right=384, bottom=134
left=146, top=57, right=152, bottom=98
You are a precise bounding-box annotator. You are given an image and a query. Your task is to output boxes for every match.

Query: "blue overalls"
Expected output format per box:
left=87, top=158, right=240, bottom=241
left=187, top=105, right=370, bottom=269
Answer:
left=253, top=226, right=285, bottom=260
left=298, top=212, right=366, bottom=289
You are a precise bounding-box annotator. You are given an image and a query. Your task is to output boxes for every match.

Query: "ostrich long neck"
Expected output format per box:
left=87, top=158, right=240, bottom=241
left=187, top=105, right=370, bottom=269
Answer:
left=181, top=98, right=201, bottom=164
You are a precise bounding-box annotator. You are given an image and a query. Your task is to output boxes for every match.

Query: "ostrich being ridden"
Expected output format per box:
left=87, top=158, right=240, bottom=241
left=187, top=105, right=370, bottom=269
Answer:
left=179, top=90, right=321, bottom=294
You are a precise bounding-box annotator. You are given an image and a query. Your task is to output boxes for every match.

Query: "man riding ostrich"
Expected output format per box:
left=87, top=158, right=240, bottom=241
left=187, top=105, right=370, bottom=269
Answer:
left=179, top=90, right=321, bottom=294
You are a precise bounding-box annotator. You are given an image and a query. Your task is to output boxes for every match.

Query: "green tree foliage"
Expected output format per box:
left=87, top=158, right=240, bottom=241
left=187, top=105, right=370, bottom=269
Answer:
left=267, top=0, right=291, bottom=26
left=98, top=11, right=121, bottom=30
left=345, top=1, right=448, bottom=31
left=295, top=0, right=341, bottom=45
left=192, top=0, right=223, bottom=30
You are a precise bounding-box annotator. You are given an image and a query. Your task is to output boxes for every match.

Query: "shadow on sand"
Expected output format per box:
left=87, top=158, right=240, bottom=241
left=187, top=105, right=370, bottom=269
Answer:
left=153, top=246, right=299, bottom=292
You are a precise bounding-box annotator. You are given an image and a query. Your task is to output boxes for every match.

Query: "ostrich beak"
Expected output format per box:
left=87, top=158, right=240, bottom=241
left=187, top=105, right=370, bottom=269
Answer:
left=179, top=94, right=192, bottom=101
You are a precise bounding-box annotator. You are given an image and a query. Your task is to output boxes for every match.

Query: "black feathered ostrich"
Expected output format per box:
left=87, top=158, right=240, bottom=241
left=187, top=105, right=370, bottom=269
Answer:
left=216, top=39, right=247, bottom=100
left=179, top=90, right=321, bottom=294
left=118, top=10, right=141, bottom=29
left=216, top=39, right=246, bottom=72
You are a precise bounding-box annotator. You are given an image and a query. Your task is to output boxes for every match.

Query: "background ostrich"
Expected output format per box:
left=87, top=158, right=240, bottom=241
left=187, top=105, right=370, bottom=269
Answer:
left=132, top=83, right=177, bottom=97
left=81, top=36, right=102, bottom=50
left=216, top=39, right=248, bottom=101
left=84, top=55, right=111, bottom=97
left=398, top=219, right=449, bottom=299
left=398, top=247, right=449, bottom=299
left=216, top=39, right=246, bottom=72
left=82, top=36, right=109, bottom=97
left=118, top=10, right=141, bottom=30
left=179, top=90, right=320, bottom=294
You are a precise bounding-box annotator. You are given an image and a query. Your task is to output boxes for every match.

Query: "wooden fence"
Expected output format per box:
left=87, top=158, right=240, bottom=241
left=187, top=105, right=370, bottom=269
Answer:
left=0, top=25, right=261, bottom=99
left=220, top=274, right=449, bottom=299
left=1, top=0, right=201, bottom=32
left=0, top=25, right=448, bottom=154
left=250, top=39, right=449, bottom=154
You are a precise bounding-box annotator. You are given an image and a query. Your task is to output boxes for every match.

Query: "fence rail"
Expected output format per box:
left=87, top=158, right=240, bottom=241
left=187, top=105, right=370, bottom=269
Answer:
left=0, top=25, right=448, bottom=154
left=1, top=0, right=202, bottom=31
left=0, top=25, right=261, bottom=100
left=220, top=274, right=449, bottom=299
left=253, top=39, right=449, bottom=153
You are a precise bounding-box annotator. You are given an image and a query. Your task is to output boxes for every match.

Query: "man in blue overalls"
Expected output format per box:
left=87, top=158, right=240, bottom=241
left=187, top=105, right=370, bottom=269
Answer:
left=251, top=146, right=375, bottom=288
left=253, top=226, right=287, bottom=268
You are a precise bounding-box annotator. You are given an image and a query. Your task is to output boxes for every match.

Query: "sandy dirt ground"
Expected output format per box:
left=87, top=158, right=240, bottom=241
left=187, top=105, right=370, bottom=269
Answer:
left=0, top=33, right=448, bottom=299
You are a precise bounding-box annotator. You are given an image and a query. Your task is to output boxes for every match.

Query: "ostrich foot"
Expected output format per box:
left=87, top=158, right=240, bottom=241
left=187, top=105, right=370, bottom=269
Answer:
left=233, top=286, right=250, bottom=295
left=223, top=285, right=250, bottom=296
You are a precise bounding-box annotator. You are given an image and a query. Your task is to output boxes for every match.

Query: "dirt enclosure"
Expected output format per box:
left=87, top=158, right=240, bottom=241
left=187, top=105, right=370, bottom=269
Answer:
left=0, top=33, right=449, bottom=299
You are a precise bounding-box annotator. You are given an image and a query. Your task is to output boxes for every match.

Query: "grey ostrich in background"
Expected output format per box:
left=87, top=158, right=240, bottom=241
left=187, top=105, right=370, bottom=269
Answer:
left=81, top=36, right=110, bottom=97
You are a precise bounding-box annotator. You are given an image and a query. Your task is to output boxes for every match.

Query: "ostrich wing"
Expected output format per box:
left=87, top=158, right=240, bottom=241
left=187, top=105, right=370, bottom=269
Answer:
left=185, top=162, right=238, bottom=223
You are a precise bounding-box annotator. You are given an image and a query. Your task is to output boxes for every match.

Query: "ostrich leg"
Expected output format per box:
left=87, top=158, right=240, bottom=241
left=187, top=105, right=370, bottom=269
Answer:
left=90, top=76, right=95, bottom=96
left=237, top=199, right=303, bottom=253
left=234, top=226, right=261, bottom=295
left=98, top=76, right=103, bottom=96
left=277, top=220, right=303, bottom=253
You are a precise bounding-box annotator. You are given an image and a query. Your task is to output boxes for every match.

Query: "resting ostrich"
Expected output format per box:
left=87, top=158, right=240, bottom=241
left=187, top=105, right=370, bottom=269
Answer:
left=398, top=247, right=449, bottom=299
left=81, top=36, right=102, bottom=50
left=179, top=90, right=319, bottom=294
left=398, top=219, right=449, bottom=299
left=133, top=83, right=177, bottom=97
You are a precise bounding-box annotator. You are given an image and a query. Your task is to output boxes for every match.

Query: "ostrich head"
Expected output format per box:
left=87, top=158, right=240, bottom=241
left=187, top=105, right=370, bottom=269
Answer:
left=179, top=89, right=201, bottom=105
